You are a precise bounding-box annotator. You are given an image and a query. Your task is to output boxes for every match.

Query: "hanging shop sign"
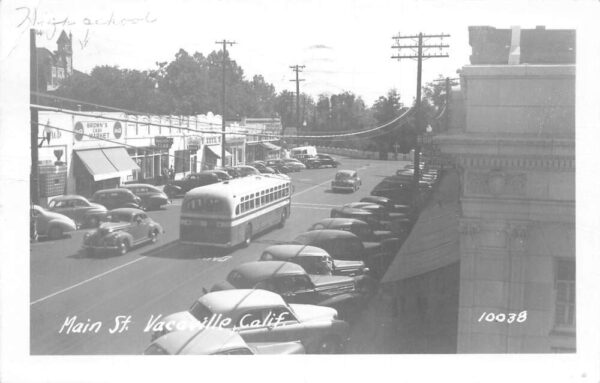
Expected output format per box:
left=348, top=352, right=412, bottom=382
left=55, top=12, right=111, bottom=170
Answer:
left=155, top=136, right=174, bottom=149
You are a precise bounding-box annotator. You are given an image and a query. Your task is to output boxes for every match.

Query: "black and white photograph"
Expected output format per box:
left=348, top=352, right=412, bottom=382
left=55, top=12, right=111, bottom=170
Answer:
left=0, top=0, right=599, bottom=382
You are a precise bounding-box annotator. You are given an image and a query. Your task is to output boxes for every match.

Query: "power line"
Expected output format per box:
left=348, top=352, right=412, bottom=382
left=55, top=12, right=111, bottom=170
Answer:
left=216, top=39, right=237, bottom=164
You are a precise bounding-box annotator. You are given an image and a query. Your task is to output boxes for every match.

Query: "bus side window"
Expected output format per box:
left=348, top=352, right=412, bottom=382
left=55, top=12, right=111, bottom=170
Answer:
left=236, top=205, right=240, bottom=215
left=249, top=198, right=255, bottom=209
left=255, top=197, right=260, bottom=207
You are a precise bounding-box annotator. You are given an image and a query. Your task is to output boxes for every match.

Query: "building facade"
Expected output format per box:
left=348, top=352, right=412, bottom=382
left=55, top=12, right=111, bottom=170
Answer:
left=36, top=110, right=279, bottom=204
left=435, top=26, right=576, bottom=353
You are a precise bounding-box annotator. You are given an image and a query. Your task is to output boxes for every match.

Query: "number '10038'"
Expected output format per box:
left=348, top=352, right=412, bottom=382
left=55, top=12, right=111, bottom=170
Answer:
left=477, top=311, right=527, bottom=323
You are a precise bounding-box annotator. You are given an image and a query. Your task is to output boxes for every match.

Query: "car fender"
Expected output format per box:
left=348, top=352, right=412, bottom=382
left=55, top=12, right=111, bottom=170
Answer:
left=165, top=184, right=182, bottom=193
left=150, top=222, right=165, bottom=234
left=48, top=218, right=76, bottom=232
left=112, top=231, right=134, bottom=244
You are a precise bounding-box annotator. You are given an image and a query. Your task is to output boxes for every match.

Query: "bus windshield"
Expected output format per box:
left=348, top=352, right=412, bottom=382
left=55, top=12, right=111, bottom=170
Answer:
left=183, top=197, right=229, bottom=215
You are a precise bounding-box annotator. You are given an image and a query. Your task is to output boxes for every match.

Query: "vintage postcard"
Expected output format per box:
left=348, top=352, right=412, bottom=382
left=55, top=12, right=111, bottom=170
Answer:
left=0, top=0, right=599, bottom=382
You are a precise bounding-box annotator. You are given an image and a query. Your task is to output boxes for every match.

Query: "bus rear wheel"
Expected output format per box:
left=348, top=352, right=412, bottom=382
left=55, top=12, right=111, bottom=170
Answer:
left=242, top=225, right=252, bottom=247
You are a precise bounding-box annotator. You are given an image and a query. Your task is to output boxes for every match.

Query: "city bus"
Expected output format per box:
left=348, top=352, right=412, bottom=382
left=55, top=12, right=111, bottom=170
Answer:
left=180, top=175, right=292, bottom=248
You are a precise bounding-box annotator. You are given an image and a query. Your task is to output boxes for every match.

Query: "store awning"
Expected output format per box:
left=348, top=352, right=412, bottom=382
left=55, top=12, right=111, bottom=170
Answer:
left=76, top=147, right=140, bottom=181
left=381, top=170, right=461, bottom=284
left=205, top=145, right=232, bottom=159
left=259, top=142, right=281, bottom=151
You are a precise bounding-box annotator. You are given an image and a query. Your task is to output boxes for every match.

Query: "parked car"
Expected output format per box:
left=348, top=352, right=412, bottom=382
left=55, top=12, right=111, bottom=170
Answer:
left=155, top=289, right=350, bottom=353
left=371, top=176, right=429, bottom=204
left=122, top=184, right=169, bottom=210
left=90, top=188, right=142, bottom=210
left=308, top=217, right=396, bottom=244
left=295, top=154, right=320, bottom=169
left=82, top=208, right=163, bottom=255
left=30, top=205, right=76, bottom=240
left=292, top=230, right=386, bottom=278
left=280, top=158, right=306, bottom=172
left=265, top=159, right=291, bottom=174
left=47, top=195, right=107, bottom=228
left=260, top=244, right=375, bottom=295
left=331, top=170, right=361, bottom=192
left=315, top=154, right=339, bottom=168
left=200, top=170, right=232, bottom=181
left=233, top=165, right=261, bottom=177
left=218, top=166, right=243, bottom=178
left=163, top=173, right=220, bottom=198
left=360, top=195, right=413, bottom=215
left=250, top=162, right=277, bottom=174
left=211, top=261, right=365, bottom=319
left=330, top=205, right=382, bottom=230
left=145, top=327, right=305, bottom=355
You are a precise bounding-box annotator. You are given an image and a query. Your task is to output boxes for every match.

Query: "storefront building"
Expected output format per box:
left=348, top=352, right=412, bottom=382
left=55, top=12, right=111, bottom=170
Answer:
left=35, top=110, right=282, bottom=204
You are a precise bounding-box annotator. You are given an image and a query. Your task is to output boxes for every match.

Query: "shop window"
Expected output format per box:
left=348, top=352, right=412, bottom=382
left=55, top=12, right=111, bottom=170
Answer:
left=555, top=259, right=575, bottom=328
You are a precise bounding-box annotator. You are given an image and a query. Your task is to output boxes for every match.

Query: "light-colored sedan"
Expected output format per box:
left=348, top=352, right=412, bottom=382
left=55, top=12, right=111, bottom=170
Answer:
left=47, top=195, right=107, bottom=228
left=145, top=327, right=305, bottom=355
left=31, top=205, right=77, bottom=240
left=154, top=289, right=350, bottom=353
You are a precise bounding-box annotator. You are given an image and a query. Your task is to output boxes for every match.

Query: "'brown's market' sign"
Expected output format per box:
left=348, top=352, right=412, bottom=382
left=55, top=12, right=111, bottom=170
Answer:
left=74, top=121, right=123, bottom=141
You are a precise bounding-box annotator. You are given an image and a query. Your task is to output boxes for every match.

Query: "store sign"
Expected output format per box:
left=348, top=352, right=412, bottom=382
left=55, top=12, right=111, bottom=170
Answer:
left=74, top=120, right=122, bottom=141
left=113, top=122, right=123, bottom=139
left=155, top=136, right=173, bottom=149
left=187, top=137, right=201, bottom=151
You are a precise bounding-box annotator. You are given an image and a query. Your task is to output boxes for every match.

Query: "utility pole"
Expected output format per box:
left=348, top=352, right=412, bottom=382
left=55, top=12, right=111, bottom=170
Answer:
left=289, top=65, right=305, bottom=135
left=31, top=29, right=39, bottom=205
left=392, top=32, right=449, bottom=203
left=434, top=76, right=459, bottom=131
left=215, top=39, right=236, bottom=165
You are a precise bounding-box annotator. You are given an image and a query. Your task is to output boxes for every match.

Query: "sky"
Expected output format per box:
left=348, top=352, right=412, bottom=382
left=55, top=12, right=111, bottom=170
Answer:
left=9, top=0, right=586, bottom=106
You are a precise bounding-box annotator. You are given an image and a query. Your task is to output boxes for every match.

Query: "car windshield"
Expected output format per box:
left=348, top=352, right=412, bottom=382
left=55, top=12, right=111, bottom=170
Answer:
left=189, top=301, right=216, bottom=323
left=226, top=271, right=253, bottom=288
left=105, top=213, right=132, bottom=222
left=296, top=256, right=333, bottom=275
left=335, top=172, right=353, bottom=180
left=145, top=185, right=161, bottom=193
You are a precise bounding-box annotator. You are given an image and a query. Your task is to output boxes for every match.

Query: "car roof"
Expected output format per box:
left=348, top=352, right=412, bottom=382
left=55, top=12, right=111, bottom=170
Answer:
left=263, top=244, right=330, bottom=259
left=51, top=194, right=88, bottom=201
left=94, top=188, right=131, bottom=194
left=122, top=183, right=157, bottom=188
left=152, top=328, right=247, bottom=355
left=295, top=229, right=359, bottom=243
left=107, top=207, right=144, bottom=215
left=313, top=217, right=367, bottom=228
left=233, top=261, right=305, bottom=281
left=333, top=206, right=372, bottom=215
left=345, top=202, right=383, bottom=210
left=335, top=169, right=356, bottom=175
left=361, top=195, right=390, bottom=203
left=198, top=289, right=286, bottom=313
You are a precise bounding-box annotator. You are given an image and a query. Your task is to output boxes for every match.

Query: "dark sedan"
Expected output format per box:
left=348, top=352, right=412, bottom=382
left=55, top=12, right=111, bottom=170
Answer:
left=293, top=230, right=387, bottom=278
left=211, top=261, right=365, bottom=319
left=122, top=184, right=169, bottom=210
left=83, top=208, right=163, bottom=255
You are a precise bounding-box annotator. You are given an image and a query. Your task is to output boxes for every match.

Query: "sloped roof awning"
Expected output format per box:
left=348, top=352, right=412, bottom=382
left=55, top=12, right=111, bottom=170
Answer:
left=75, top=147, right=140, bottom=181
left=205, top=145, right=232, bottom=159
left=259, top=142, right=281, bottom=151
left=381, top=170, right=461, bottom=284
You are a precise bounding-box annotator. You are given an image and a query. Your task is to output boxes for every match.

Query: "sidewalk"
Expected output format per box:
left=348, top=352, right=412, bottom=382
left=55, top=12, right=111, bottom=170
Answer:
left=346, top=169, right=460, bottom=353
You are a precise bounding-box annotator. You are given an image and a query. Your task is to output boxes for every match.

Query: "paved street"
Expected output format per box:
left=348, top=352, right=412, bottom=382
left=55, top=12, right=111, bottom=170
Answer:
left=30, top=157, right=409, bottom=354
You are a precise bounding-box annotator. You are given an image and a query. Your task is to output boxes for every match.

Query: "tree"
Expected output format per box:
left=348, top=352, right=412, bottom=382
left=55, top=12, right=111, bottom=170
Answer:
left=370, top=89, right=415, bottom=157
